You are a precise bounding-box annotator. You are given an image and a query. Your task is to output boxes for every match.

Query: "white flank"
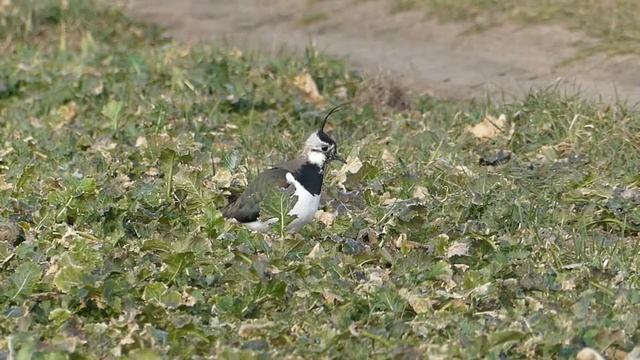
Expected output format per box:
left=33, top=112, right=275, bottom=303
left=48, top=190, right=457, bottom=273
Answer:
left=285, top=172, right=320, bottom=232
left=243, top=218, right=278, bottom=232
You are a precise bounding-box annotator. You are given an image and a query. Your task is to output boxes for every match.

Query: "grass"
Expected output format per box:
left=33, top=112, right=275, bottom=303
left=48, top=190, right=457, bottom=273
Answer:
left=1, top=0, right=640, bottom=358
left=297, top=12, right=330, bottom=27
left=396, top=0, right=640, bottom=57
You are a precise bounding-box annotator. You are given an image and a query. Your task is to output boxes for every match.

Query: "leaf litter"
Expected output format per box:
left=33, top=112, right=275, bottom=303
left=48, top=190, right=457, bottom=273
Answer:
left=0, top=1, right=639, bottom=359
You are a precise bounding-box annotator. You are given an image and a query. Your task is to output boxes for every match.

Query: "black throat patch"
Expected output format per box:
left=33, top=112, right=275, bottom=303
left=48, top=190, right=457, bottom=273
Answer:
left=292, top=162, right=324, bottom=196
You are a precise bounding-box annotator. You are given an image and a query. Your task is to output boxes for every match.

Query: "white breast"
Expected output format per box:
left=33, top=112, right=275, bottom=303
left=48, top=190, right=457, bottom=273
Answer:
left=285, top=172, right=321, bottom=232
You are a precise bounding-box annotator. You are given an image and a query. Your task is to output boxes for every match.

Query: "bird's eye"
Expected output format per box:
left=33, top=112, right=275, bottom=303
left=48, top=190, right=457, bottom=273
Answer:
left=321, top=145, right=329, bottom=152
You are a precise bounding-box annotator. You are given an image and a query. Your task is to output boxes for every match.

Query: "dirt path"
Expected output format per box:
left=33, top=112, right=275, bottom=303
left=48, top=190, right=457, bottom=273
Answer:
left=125, top=0, right=640, bottom=105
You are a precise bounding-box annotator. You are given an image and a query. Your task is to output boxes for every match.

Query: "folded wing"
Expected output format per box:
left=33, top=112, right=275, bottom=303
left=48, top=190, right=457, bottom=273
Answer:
left=222, top=167, right=291, bottom=223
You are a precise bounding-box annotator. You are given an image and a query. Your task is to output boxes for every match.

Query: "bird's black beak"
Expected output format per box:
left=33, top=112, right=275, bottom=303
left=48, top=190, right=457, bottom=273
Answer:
left=331, top=153, right=346, bottom=163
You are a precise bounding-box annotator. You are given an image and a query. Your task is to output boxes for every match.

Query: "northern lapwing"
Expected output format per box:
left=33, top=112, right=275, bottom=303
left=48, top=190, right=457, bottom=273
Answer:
left=222, top=104, right=346, bottom=233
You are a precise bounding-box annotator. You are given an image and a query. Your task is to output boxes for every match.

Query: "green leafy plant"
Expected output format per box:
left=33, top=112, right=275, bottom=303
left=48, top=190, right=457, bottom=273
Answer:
left=0, top=0, right=639, bottom=358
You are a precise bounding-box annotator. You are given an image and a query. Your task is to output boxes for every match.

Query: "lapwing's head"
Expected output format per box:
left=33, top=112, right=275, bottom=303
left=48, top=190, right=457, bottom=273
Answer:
left=303, top=104, right=347, bottom=167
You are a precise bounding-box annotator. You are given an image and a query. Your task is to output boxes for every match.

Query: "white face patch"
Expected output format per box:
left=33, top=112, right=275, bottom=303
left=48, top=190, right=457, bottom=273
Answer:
left=305, top=132, right=323, bottom=147
left=285, top=172, right=321, bottom=233
left=307, top=150, right=326, bottom=168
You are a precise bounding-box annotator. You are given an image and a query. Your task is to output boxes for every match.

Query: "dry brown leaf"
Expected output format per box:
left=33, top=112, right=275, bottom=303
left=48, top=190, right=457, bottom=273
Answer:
left=334, top=156, right=363, bottom=186
left=268, top=265, right=282, bottom=275
left=453, top=263, right=469, bottom=272
left=115, top=174, right=134, bottom=190
left=604, top=348, right=628, bottom=360
left=0, top=0, right=11, bottom=12
left=211, top=168, right=233, bottom=188
left=306, top=242, right=325, bottom=259
left=135, top=136, right=148, bottom=148
left=0, top=174, right=13, bottom=191
left=293, top=289, right=310, bottom=299
left=343, top=156, right=363, bottom=174
left=535, top=144, right=558, bottom=162
left=228, top=47, right=243, bottom=59
left=238, top=320, right=274, bottom=338
left=399, top=289, right=433, bottom=314
left=92, top=80, right=104, bottom=96
left=0, top=145, right=13, bottom=158
left=394, top=233, right=408, bottom=249
left=0, top=221, right=19, bottom=243
left=447, top=241, right=469, bottom=258
left=525, top=296, right=544, bottom=312
left=355, top=267, right=389, bottom=294
left=613, top=271, right=625, bottom=286
left=293, top=72, right=325, bottom=107
left=59, top=102, right=77, bottom=122
left=381, top=149, right=397, bottom=165
left=561, top=278, right=576, bottom=291
left=92, top=137, right=117, bottom=162
left=44, top=257, right=60, bottom=278
left=453, top=165, right=475, bottom=178
left=314, top=210, right=335, bottom=227
left=380, top=191, right=399, bottom=206
left=625, top=346, right=640, bottom=360
left=119, top=323, right=139, bottom=346
left=468, top=283, right=490, bottom=297
left=333, top=86, right=348, bottom=100
left=466, top=113, right=509, bottom=140
left=59, top=226, right=78, bottom=248
left=576, top=347, right=605, bottom=360
left=412, top=185, right=429, bottom=201
left=53, top=102, right=78, bottom=130
left=181, top=290, right=197, bottom=307
left=322, top=289, right=343, bottom=305
left=145, top=167, right=160, bottom=177
left=393, top=234, right=429, bottom=251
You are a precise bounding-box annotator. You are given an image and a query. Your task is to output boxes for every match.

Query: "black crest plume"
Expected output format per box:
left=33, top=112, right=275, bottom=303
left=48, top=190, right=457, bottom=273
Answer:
left=320, top=102, right=349, bottom=131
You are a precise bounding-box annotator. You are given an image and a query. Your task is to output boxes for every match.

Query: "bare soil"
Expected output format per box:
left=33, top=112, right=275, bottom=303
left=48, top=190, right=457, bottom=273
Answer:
left=125, top=0, right=640, bottom=105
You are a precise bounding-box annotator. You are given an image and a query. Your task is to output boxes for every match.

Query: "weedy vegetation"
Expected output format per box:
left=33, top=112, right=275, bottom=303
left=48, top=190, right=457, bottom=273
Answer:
left=392, top=0, right=640, bottom=57
left=1, top=0, right=640, bottom=358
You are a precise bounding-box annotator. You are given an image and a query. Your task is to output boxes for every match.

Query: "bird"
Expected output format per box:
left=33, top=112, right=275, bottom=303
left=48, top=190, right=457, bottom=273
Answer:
left=222, top=104, right=347, bottom=234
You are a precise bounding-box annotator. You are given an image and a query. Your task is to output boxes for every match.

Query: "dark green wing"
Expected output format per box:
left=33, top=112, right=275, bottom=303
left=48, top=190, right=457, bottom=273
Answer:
left=222, top=167, right=291, bottom=223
